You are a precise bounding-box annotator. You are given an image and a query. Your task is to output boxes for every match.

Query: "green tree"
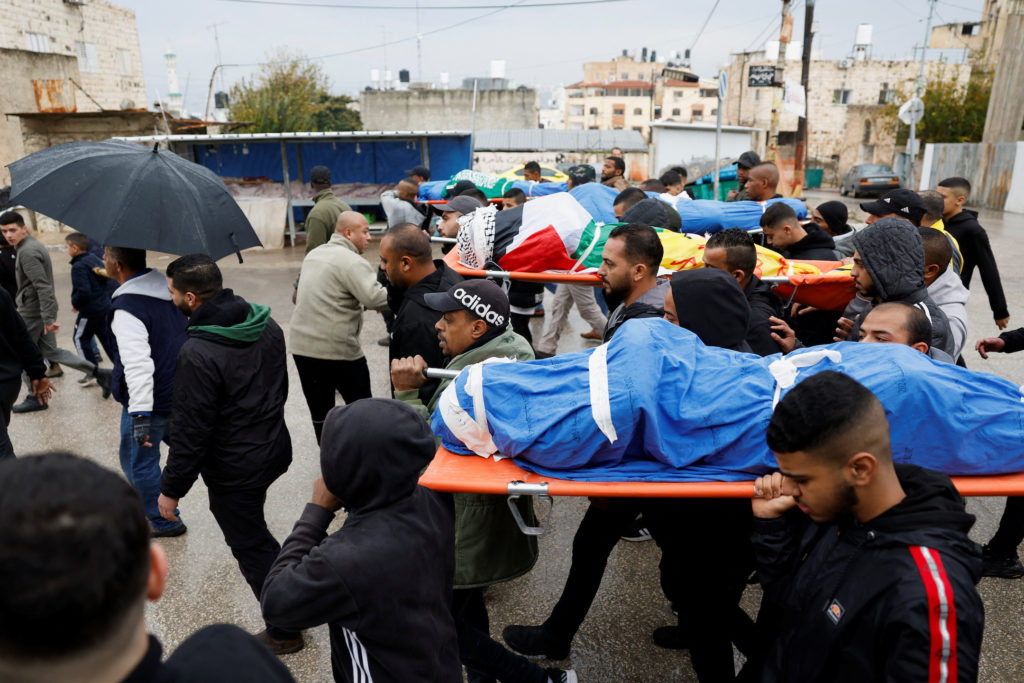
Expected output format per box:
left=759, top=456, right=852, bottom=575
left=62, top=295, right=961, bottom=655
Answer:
left=228, top=49, right=361, bottom=133
left=312, top=93, right=362, bottom=132
left=881, top=66, right=992, bottom=145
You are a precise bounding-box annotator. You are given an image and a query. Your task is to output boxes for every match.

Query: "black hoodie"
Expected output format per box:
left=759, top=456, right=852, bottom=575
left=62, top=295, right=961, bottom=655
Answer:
left=262, top=399, right=460, bottom=683
left=387, top=260, right=463, bottom=403
left=0, top=287, right=45, bottom=385
left=848, top=217, right=956, bottom=358
left=755, top=464, right=983, bottom=683
left=162, top=289, right=291, bottom=498
left=670, top=268, right=753, bottom=352
left=781, top=224, right=839, bottom=261
left=944, top=209, right=1009, bottom=320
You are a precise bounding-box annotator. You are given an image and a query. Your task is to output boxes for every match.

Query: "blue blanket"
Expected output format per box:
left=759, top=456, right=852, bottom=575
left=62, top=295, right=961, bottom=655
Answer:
left=433, top=318, right=1024, bottom=482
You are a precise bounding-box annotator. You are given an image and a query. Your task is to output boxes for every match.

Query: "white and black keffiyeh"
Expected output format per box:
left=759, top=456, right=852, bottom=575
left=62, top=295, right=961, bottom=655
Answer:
left=455, top=204, right=497, bottom=268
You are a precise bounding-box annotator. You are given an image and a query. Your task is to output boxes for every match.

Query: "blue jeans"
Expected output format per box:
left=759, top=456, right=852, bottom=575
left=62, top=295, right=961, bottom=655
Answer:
left=118, top=407, right=181, bottom=531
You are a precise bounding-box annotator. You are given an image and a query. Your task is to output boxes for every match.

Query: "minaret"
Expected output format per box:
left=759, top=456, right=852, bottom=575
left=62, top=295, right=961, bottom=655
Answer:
left=164, top=46, right=183, bottom=113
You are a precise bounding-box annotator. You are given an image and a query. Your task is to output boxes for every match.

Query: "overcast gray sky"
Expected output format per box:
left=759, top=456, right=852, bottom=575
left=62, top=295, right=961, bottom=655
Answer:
left=121, top=0, right=984, bottom=115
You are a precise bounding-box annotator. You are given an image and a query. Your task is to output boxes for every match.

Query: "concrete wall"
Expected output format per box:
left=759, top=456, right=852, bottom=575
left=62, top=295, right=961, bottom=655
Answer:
left=359, top=89, right=538, bottom=131
left=650, top=125, right=761, bottom=176
left=0, top=48, right=82, bottom=185
left=0, top=0, right=145, bottom=110
left=920, top=141, right=1022, bottom=212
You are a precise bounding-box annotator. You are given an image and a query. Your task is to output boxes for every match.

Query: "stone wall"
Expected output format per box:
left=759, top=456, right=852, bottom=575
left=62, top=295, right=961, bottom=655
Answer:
left=359, top=89, right=538, bottom=131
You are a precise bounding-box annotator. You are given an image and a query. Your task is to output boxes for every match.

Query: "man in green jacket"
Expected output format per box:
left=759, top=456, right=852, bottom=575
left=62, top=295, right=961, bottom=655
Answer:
left=303, top=166, right=351, bottom=254
left=391, top=280, right=573, bottom=683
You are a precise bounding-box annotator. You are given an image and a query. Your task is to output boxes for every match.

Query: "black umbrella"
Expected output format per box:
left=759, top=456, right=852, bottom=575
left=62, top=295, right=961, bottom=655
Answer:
left=7, top=139, right=262, bottom=262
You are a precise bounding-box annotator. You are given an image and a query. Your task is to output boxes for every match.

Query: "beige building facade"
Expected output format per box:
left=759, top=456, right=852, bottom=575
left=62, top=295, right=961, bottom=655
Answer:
left=0, top=0, right=146, bottom=184
left=722, top=49, right=970, bottom=185
left=929, top=0, right=1016, bottom=67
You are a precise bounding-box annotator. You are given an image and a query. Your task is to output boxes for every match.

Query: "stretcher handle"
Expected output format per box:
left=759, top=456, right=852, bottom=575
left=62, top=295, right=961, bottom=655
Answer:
left=507, top=481, right=552, bottom=536
left=423, top=367, right=460, bottom=380
left=430, top=236, right=457, bottom=244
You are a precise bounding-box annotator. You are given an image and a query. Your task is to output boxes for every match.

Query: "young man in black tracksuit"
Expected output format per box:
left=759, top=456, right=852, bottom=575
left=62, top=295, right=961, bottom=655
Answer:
left=750, top=370, right=983, bottom=682
left=65, top=232, right=116, bottom=376
left=261, top=400, right=462, bottom=683
left=156, top=254, right=299, bottom=654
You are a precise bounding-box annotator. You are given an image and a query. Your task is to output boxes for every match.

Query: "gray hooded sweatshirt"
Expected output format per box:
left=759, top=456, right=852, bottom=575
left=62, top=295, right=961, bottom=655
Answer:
left=849, top=217, right=956, bottom=358
left=928, top=266, right=970, bottom=359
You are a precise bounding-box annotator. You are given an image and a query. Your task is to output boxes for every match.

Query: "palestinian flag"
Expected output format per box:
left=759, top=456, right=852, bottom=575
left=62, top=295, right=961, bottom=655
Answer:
left=456, top=193, right=597, bottom=271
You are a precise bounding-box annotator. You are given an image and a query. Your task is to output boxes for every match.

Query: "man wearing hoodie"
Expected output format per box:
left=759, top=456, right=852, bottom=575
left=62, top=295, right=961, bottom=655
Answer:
left=919, top=227, right=969, bottom=360
left=598, top=223, right=669, bottom=341
left=838, top=217, right=956, bottom=359
left=379, top=223, right=462, bottom=404
left=810, top=201, right=855, bottom=257
left=390, top=281, right=573, bottom=683
left=104, top=246, right=187, bottom=537
left=760, top=203, right=839, bottom=261
left=937, top=176, right=1009, bottom=330
left=261, top=400, right=462, bottom=683
left=158, top=254, right=300, bottom=655
left=752, top=370, right=983, bottom=682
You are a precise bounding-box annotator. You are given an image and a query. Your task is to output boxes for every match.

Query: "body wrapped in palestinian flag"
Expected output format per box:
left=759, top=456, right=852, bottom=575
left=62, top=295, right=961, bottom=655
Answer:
left=432, top=318, right=1024, bottom=482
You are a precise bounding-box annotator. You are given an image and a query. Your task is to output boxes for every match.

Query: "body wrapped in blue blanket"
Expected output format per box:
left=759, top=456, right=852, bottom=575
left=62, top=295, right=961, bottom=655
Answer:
left=432, top=318, right=1024, bottom=482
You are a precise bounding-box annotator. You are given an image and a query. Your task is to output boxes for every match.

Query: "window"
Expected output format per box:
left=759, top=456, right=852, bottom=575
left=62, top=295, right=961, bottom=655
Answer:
left=700, top=88, right=717, bottom=98
left=25, top=32, right=51, bottom=52
left=674, top=91, right=683, bottom=99
left=632, top=126, right=643, bottom=133
left=117, top=49, right=132, bottom=76
left=691, top=105, right=704, bottom=122
left=76, top=42, right=98, bottom=73
left=589, top=107, right=598, bottom=115
left=613, top=107, right=625, bottom=116
left=621, top=73, right=629, bottom=80
left=961, top=23, right=980, bottom=36
left=832, top=89, right=852, bottom=105
left=672, top=108, right=681, bottom=116
left=877, top=82, right=896, bottom=105
left=569, top=105, right=584, bottom=116
left=633, top=107, right=642, bottom=115
left=711, top=108, right=718, bottom=116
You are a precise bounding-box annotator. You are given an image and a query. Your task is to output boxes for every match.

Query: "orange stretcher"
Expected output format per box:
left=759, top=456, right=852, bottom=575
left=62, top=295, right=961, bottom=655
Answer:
left=441, top=250, right=857, bottom=310
left=420, top=447, right=1024, bottom=499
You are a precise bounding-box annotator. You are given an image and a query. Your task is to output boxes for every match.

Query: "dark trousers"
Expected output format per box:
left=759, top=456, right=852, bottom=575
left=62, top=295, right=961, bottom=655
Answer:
left=510, top=313, right=533, bottom=346
left=208, top=483, right=298, bottom=640
left=0, top=379, right=21, bottom=461
left=645, top=499, right=754, bottom=682
left=989, top=496, right=1024, bottom=555
left=453, top=587, right=547, bottom=683
left=293, top=354, right=372, bottom=444
left=72, top=312, right=115, bottom=367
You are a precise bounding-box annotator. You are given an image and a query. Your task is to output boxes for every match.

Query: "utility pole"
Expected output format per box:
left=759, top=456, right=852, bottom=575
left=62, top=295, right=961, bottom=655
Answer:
left=208, top=22, right=228, bottom=92
left=766, top=0, right=792, bottom=162
left=906, top=0, right=936, bottom=191
left=793, top=0, right=814, bottom=197
left=415, top=0, right=423, bottom=83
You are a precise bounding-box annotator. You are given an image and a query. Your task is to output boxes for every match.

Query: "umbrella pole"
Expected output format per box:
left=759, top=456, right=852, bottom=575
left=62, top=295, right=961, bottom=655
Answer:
left=230, top=232, right=244, bottom=264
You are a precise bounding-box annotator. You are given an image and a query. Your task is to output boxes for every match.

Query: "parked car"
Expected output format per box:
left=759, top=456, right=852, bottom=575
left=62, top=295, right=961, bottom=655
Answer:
left=496, top=164, right=569, bottom=183
left=839, top=164, right=901, bottom=198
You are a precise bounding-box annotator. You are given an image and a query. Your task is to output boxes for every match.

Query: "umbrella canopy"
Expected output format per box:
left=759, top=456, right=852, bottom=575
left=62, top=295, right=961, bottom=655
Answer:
left=7, top=139, right=262, bottom=261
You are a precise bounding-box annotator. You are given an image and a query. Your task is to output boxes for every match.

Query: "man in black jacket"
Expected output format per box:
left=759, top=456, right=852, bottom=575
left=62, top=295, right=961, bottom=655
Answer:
left=262, top=400, right=462, bottom=683
left=0, top=453, right=295, bottom=683
left=704, top=228, right=790, bottom=355
left=938, top=176, right=1009, bottom=330
left=839, top=217, right=956, bottom=358
left=752, top=370, right=983, bottom=682
left=156, top=254, right=299, bottom=655
left=0, top=288, right=52, bottom=461
left=760, top=203, right=838, bottom=261
left=598, top=222, right=668, bottom=341
left=379, top=223, right=463, bottom=402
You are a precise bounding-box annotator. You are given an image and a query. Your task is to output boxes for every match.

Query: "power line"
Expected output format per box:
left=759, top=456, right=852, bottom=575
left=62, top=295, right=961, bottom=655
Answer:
left=936, top=0, right=983, bottom=12
left=689, top=0, right=722, bottom=52
left=216, top=0, right=627, bottom=9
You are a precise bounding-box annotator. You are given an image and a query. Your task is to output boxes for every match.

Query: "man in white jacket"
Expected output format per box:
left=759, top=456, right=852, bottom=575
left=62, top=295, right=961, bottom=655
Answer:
left=104, top=247, right=189, bottom=537
left=920, top=227, right=969, bottom=360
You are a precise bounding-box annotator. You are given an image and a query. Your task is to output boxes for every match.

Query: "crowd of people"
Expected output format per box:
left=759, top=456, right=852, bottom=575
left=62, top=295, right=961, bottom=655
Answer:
left=0, top=149, right=1020, bottom=683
